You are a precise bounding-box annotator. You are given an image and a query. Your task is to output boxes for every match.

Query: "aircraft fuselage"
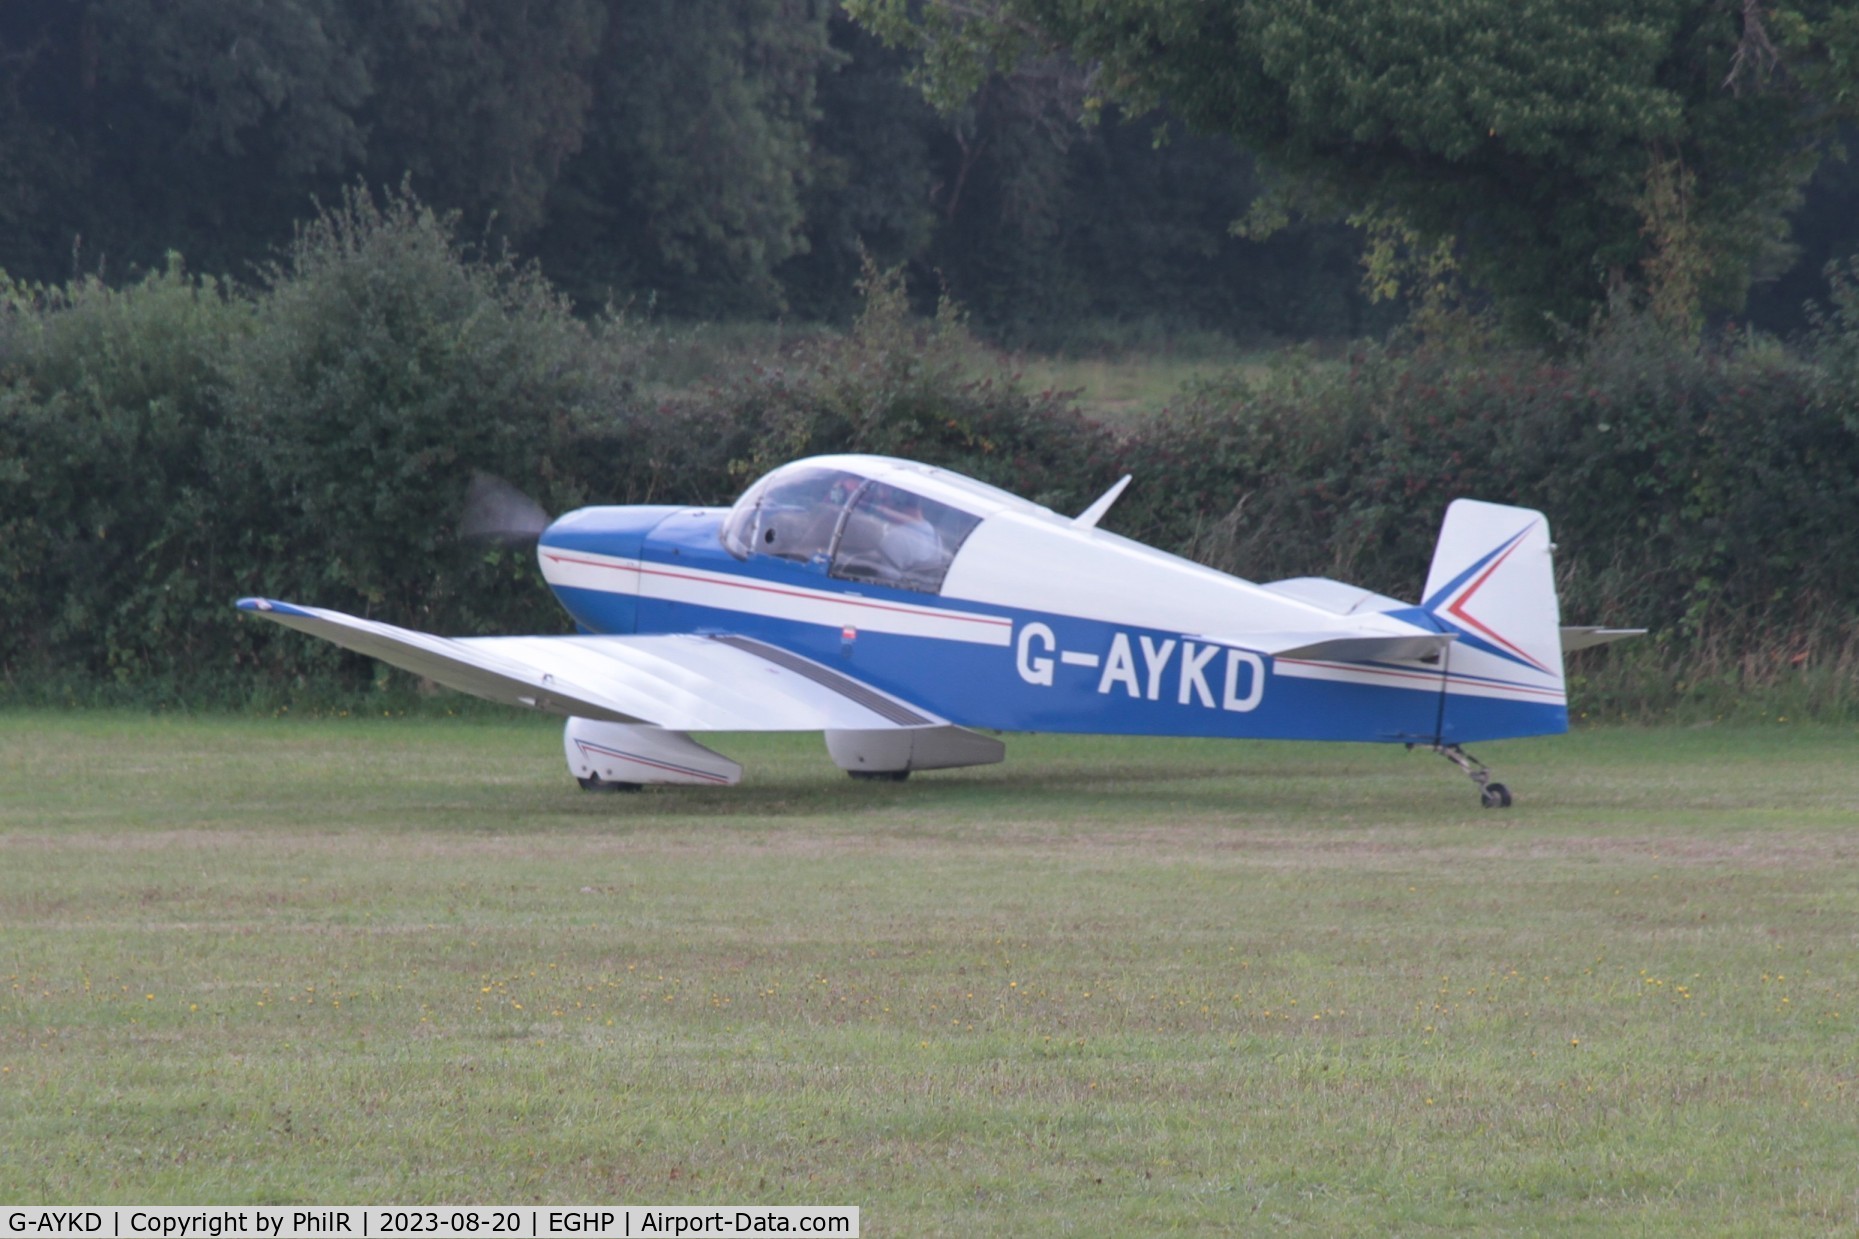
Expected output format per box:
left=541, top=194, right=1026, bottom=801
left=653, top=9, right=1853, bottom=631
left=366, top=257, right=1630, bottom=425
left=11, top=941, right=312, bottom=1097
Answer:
left=537, top=496, right=1566, bottom=746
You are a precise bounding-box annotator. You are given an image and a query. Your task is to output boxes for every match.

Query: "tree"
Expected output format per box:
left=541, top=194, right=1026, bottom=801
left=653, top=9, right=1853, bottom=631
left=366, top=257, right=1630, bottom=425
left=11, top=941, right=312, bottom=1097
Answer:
left=0, top=0, right=374, bottom=279
left=94, top=0, right=376, bottom=272
left=0, top=2, right=91, bottom=280
left=358, top=0, right=607, bottom=238
left=848, top=0, right=1859, bottom=334
left=536, top=0, right=836, bottom=316
left=779, top=11, right=945, bottom=321
left=1745, top=123, right=1859, bottom=334
left=0, top=0, right=609, bottom=284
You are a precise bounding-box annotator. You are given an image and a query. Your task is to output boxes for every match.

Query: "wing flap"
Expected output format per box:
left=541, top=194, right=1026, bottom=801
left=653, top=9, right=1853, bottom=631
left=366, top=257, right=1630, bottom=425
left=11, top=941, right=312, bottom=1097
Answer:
left=236, top=598, right=948, bottom=732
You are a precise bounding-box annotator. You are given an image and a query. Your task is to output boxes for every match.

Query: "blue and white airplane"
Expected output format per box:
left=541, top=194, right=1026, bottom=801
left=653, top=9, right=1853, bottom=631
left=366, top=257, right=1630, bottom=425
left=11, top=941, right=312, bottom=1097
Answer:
left=238, top=454, right=1639, bottom=806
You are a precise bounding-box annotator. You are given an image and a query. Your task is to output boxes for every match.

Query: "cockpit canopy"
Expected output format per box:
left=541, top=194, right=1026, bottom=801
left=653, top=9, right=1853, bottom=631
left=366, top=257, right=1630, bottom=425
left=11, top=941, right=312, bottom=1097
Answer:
left=720, top=458, right=987, bottom=594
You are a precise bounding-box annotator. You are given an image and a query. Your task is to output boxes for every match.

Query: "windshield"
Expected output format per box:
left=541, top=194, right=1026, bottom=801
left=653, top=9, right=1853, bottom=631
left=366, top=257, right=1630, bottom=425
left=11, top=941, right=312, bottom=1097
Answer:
left=720, top=462, right=982, bottom=593
left=828, top=481, right=979, bottom=593
left=720, top=465, right=863, bottom=563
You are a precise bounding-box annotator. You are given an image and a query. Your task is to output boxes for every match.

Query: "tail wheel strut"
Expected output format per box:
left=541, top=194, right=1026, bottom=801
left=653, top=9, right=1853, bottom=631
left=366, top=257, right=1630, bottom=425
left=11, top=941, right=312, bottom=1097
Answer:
left=1434, top=743, right=1512, bottom=809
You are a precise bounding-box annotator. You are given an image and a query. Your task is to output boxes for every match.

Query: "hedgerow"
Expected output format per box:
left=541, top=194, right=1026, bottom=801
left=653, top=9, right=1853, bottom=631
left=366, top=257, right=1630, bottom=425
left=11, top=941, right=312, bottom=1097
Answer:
left=1121, top=308, right=1859, bottom=717
left=5, top=193, right=1859, bottom=718
left=1, top=187, right=635, bottom=704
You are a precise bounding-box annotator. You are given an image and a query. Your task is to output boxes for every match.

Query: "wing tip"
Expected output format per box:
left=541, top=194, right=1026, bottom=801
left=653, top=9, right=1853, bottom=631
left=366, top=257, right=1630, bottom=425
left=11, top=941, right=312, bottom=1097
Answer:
left=236, top=597, right=315, bottom=619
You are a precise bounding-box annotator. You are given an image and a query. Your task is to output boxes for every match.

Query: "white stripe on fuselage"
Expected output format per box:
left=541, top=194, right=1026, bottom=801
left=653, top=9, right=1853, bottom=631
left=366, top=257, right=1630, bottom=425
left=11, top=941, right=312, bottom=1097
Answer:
left=1273, top=657, right=1565, bottom=703
left=540, top=549, right=1014, bottom=647
left=541, top=551, right=1561, bottom=707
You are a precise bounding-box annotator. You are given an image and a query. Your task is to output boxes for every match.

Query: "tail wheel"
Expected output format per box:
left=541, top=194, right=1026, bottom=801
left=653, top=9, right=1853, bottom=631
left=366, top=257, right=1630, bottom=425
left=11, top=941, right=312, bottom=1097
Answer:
left=1433, top=743, right=1514, bottom=810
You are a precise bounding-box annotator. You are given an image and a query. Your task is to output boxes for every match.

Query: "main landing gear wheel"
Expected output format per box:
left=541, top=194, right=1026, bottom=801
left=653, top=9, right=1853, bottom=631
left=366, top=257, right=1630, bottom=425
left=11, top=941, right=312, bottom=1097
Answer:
left=1429, top=743, right=1513, bottom=810
left=847, top=769, right=910, bottom=782
left=577, top=775, right=643, bottom=793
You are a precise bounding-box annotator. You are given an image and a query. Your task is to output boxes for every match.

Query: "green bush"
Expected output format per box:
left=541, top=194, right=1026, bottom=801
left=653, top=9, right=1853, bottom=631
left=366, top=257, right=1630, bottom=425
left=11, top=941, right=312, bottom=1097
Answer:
left=1, top=187, right=636, bottom=704
left=663, top=260, right=1127, bottom=512
left=220, top=186, right=631, bottom=654
left=0, top=259, right=251, bottom=701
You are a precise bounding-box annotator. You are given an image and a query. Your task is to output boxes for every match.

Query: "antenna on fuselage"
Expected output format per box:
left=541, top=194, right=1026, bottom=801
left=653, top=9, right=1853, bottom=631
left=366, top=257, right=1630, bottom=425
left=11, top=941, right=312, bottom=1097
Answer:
left=1072, top=474, right=1132, bottom=530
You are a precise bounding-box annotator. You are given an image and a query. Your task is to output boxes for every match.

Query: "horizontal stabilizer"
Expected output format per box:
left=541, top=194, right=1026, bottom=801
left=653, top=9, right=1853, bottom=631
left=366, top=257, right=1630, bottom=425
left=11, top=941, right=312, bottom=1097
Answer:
left=1265, top=633, right=1456, bottom=663
left=236, top=598, right=951, bottom=733
left=1559, top=626, right=1648, bottom=652
left=1205, top=629, right=1456, bottom=664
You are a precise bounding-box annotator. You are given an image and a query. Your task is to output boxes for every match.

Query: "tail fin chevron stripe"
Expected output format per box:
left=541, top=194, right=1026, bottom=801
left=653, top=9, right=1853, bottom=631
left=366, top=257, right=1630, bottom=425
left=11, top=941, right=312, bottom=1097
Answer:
left=1424, top=524, right=1556, bottom=675
left=1420, top=500, right=1567, bottom=740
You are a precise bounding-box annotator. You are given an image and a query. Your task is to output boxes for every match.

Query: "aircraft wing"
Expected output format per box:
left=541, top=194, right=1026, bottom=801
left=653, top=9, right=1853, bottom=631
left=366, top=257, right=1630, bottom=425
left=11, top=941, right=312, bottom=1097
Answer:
left=235, top=598, right=946, bottom=731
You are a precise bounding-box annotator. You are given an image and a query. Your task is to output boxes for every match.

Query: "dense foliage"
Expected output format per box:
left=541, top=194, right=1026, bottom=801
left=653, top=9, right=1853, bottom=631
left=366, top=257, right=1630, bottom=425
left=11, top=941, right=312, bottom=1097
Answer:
left=0, top=0, right=1386, bottom=344
left=9, top=2, right=1859, bottom=342
left=850, top=0, right=1859, bottom=335
left=1, top=190, right=628, bottom=702
left=1127, top=316, right=1859, bottom=715
left=6, top=198, right=1859, bottom=715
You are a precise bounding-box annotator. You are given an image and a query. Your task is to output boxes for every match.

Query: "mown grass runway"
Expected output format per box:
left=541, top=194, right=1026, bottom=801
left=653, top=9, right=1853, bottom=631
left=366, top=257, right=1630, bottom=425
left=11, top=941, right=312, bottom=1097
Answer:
left=2, top=713, right=1855, bottom=1233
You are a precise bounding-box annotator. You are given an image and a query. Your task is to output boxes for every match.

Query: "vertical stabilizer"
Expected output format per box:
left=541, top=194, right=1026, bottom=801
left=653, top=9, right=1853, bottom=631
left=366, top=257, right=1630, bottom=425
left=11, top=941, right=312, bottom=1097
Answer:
left=1421, top=500, right=1568, bottom=741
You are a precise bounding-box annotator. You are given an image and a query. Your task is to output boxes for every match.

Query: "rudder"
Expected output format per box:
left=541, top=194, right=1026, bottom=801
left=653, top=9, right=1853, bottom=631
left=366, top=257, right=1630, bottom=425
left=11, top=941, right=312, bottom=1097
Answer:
left=1421, top=500, right=1568, bottom=741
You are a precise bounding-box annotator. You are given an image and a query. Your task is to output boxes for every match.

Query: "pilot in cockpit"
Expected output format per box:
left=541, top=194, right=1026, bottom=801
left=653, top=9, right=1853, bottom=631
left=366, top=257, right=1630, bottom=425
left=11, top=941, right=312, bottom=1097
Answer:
left=824, top=472, right=861, bottom=508
left=875, top=488, right=942, bottom=575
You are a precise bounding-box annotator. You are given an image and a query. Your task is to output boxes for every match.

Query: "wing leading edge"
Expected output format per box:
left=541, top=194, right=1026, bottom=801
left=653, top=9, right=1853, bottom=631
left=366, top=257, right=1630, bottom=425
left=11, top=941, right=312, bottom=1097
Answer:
left=234, top=598, right=952, bottom=732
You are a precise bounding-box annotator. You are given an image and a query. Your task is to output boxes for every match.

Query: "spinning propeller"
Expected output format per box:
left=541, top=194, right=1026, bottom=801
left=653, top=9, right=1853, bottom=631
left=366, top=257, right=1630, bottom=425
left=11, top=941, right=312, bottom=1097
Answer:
left=458, top=471, right=552, bottom=545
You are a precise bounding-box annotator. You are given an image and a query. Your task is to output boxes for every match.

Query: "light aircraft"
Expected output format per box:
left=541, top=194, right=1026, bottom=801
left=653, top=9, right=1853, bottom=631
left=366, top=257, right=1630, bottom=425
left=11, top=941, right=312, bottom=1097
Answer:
left=238, top=454, right=1640, bottom=806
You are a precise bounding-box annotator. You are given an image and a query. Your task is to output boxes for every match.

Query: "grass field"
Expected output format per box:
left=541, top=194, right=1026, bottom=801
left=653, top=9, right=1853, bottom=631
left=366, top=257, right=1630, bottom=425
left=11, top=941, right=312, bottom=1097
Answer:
left=2, top=713, right=1855, bottom=1234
